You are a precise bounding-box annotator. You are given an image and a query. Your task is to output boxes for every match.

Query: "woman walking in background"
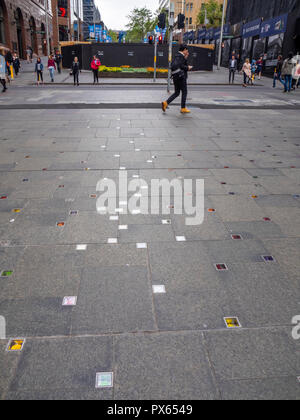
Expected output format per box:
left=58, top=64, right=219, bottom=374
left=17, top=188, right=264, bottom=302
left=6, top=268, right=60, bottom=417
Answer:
left=242, top=59, right=251, bottom=87
left=91, top=55, right=101, bottom=84
left=48, top=55, right=56, bottom=83
left=12, top=53, right=21, bottom=77
left=26, top=47, right=32, bottom=63
left=71, top=57, right=81, bottom=86
left=256, top=56, right=263, bottom=79
left=35, top=57, right=44, bottom=86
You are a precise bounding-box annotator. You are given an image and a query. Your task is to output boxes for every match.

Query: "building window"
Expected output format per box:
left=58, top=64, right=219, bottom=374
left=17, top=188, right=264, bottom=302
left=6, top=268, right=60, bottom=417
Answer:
left=189, top=18, right=192, bottom=25
left=0, top=3, right=5, bottom=45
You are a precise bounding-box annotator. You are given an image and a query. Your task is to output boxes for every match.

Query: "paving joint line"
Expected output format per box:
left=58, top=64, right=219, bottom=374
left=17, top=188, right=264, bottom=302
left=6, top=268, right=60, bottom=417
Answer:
left=1, top=323, right=293, bottom=342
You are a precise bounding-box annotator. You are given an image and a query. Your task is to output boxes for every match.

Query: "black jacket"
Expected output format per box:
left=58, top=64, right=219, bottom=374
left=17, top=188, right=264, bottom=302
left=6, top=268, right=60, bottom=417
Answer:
left=5, top=51, right=13, bottom=65
left=71, top=61, right=80, bottom=74
left=13, top=58, right=20, bottom=69
left=228, top=59, right=238, bottom=71
left=171, top=52, right=189, bottom=80
left=276, top=59, right=283, bottom=73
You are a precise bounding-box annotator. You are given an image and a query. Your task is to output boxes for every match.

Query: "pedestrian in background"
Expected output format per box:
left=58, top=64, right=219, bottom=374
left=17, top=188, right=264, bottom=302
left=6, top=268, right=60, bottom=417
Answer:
left=162, top=44, right=193, bottom=114
left=256, top=56, right=263, bottom=79
left=91, top=55, right=101, bottom=84
left=292, top=53, right=300, bottom=90
left=0, top=48, right=7, bottom=92
left=5, top=49, right=12, bottom=81
left=228, top=54, right=238, bottom=84
left=48, top=54, right=56, bottom=82
left=282, top=52, right=296, bottom=93
left=35, top=57, right=44, bottom=86
left=242, top=58, right=251, bottom=87
left=273, top=55, right=284, bottom=88
left=54, top=50, right=62, bottom=74
left=250, top=59, right=257, bottom=85
left=71, top=57, right=81, bottom=86
left=26, top=47, right=32, bottom=63
left=12, top=53, right=20, bottom=77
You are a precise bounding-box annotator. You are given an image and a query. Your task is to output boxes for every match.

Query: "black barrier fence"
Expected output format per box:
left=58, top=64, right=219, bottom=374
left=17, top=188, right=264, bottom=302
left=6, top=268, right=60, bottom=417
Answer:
left=62, top=43, right=214, bottom=72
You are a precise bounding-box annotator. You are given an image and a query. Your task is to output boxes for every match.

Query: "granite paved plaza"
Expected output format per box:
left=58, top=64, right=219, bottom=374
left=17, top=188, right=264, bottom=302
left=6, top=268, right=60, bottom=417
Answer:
left=0, top=76, right=300, bottom=400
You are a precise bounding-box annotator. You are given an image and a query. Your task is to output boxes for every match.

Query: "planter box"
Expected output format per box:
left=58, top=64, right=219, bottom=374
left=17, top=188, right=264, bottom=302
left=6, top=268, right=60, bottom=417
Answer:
left=99, top=72, right=168, bottom=78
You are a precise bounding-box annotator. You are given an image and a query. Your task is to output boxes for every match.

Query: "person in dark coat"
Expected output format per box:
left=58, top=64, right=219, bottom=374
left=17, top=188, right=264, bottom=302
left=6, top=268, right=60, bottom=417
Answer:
left=54, top=51, right=62, bottom=74
left=273, top=55, right=284, bottom=88
left=162, top=44, right=193, bottom=114
left=71, top=57, right=81, bottom=86
left=12, top=53, right=21, bottom=76
left=228, top=54, right=238, bottom=84
left=5, top=50, right=13, bottom=66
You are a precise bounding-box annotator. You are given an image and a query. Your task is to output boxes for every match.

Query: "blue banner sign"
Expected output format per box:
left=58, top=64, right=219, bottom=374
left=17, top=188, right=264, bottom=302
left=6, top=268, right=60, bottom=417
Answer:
left=198, top=29, right=207, bottom=40
left=223, top=24, right=231, bottom=37
left=205, top=27, right=214, bottom=40
left=213, top=27, right=221, bottom=39
left=242, top=18, right=261, bottom=38
left=260, top=14, right=288, bottom=38
left=95, top=24, right=102, bottom=41
left=188, top=31, right=194, bottom=41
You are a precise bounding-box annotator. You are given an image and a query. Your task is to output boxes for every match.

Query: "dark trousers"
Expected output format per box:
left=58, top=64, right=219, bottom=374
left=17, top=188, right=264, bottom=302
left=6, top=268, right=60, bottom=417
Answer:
left=229, top=69, right=236, bottom=83
left=37, top=71, right=43, bottom=82
left=93, top=69, right=99, bottom=83
left=292, top=78, right=300, bottom=89
left=0, top=79, right=6, bottom=91
left=56, top=63, right=61, bottom=74
left=243, top=72, right=251, bottom=85
left=167, top=77, right=187, bottom=109
left=73, top=72, right=79, bottom=85
left=13, top=65, right=19, bottom=76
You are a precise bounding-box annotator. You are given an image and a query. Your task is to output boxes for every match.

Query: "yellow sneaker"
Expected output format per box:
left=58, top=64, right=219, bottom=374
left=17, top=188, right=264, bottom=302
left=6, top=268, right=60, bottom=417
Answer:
left=180, top=108, right=191, bottom=114
left=161, top=101, right=168, bottom=112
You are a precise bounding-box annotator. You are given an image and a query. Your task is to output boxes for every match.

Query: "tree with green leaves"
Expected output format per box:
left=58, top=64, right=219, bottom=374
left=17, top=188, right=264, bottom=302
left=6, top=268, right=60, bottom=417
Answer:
left=108, top=30, right=118, bottom=43
left=126, top=7, right=156, bottom=43
left=196, top=0, right=223, bottom=28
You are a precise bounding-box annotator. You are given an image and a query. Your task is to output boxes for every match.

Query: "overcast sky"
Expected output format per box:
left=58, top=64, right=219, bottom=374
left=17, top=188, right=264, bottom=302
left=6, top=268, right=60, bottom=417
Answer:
left=95, top=0, right=159, bottom=30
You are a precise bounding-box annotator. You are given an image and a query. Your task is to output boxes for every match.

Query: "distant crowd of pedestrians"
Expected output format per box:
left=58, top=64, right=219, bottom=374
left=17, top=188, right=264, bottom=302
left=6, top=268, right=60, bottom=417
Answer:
left=1, top=45, right=300, bottom=100
left=228, top=50, right=300, bottom=92
left=0, top=48, right=21, bottom=92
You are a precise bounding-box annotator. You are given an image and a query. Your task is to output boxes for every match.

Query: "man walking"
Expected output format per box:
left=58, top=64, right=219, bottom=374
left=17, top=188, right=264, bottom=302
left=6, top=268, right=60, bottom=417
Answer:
left=162, top=44, right=193, bottom=114
left=273, top=55, right=284, bottom=88
left=228, top=54, right=238, bottom=84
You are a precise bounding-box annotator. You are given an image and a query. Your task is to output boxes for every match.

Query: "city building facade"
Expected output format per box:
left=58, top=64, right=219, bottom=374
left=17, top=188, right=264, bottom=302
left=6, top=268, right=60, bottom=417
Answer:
left=51, top=0, right=84, bottom=47
left=225, top=0, right=300, bottom=71
left=0, top=0, right=52, bottom=58
left=82, top=0, right=101, bottom=41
